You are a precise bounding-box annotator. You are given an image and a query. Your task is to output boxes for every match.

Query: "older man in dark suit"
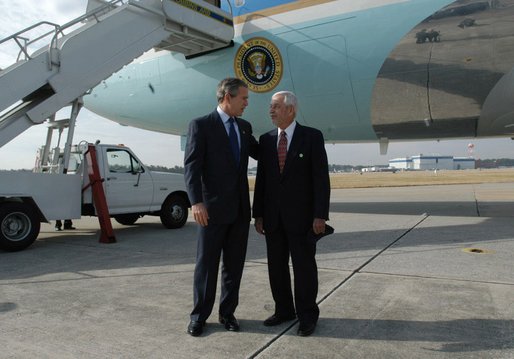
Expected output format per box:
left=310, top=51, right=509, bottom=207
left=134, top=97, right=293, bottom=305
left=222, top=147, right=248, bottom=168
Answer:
left=184, top=78, right=258, bottom=336
left=253, top=91, right=330, bottom=337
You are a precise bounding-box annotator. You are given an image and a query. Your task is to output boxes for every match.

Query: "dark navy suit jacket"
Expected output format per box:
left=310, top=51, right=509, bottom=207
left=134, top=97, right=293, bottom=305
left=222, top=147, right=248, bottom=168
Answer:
left=253, top=123, right=330, bottom=234
left=184, top=110, right=258, bottom=224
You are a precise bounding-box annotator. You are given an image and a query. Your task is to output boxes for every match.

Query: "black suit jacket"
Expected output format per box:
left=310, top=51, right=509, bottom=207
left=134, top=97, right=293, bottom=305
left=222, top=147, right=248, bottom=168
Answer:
left=253, top=123, right=330, bottom=234
left=184, top=110, right=258, bottom=224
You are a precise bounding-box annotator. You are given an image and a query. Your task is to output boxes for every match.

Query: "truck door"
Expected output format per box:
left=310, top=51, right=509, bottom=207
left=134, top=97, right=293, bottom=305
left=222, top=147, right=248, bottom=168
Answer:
left=103, top=148, right=154, bottom=213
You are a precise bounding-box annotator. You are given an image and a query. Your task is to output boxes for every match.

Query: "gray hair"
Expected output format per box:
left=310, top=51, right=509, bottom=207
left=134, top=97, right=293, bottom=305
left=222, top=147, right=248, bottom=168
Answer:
left=273, top=91, right=298, bottom=112
left=216, top=78, right=248, bottom=103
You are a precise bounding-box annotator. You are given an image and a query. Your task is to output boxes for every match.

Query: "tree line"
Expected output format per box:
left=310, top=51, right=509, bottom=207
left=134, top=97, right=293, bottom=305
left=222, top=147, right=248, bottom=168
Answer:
left=475, top=158, right=514, bottom=169
left=4, top=159, right=514, bottom=173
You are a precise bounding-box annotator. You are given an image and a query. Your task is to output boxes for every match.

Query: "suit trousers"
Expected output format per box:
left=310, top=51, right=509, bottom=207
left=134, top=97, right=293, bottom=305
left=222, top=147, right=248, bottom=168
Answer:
left=265, top=223, right=319, bottom=324
left=190, top=212, right=249, bottom=322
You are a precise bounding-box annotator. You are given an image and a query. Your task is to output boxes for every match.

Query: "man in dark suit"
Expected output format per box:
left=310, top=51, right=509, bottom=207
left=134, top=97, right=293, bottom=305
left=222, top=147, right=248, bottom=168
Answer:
left=253, top=91, right=330, bottom=337
left=184, top=78, right=258, bottom=336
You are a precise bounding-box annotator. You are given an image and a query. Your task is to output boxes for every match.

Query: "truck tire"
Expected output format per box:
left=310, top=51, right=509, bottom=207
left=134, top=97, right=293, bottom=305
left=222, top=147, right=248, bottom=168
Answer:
left=0, top=202, right=40, bottom=252
left=160, top=194, right=188, bottom=229
left=114, top=214, right=140, bottom=225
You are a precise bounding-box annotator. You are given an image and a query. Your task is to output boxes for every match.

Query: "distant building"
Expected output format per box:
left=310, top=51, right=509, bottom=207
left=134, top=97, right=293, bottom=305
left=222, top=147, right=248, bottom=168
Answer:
left=388, top=157, right=412, bottom=170
left=389, top=155, right=475, bottom=170
left=412, top=155, right=453, bottom=170
left=453, top=157, right=476, bottom=170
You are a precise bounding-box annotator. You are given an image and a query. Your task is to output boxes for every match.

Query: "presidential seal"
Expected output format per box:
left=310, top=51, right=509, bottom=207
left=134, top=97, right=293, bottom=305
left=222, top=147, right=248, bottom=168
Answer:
left=234, top=37, right=283, bottom=93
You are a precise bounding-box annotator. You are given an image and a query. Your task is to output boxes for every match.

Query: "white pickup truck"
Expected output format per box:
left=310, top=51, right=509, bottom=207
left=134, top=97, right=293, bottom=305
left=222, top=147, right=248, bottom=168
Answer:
left=0, top=143, right=190, bottom=252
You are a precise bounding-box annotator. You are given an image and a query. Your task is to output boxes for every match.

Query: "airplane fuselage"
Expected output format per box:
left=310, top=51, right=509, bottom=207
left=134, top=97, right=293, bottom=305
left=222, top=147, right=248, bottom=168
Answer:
left=84, top=0, right=514, bottom=142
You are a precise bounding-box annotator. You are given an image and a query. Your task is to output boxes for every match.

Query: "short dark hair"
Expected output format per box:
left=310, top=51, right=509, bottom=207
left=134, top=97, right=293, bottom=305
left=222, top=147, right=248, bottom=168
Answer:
left=216, top=77, right=248, bottom=103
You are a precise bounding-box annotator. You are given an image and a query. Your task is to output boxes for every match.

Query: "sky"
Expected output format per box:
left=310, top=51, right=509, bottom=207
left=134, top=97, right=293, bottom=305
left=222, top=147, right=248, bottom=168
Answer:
left=1, top=0, right=513, bottom=170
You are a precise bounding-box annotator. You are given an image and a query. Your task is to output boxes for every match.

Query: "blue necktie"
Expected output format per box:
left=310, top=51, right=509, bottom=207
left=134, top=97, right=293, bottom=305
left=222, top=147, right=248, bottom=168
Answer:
left=228, top=118, right=240, bottom=165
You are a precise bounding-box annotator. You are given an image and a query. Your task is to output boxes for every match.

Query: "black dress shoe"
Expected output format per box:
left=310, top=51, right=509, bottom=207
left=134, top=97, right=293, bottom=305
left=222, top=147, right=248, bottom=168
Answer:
left=297, top=321, right=316, bottom=337
left=187, top=320, right=204, bottom=336
left=219, top=314, right=240, bottom=331
left=263, top=313, right=296, bottom=327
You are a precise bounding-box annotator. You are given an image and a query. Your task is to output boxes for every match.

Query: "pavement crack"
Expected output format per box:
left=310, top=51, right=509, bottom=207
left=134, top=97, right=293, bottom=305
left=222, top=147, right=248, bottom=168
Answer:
left=472, top=185, right=481, bottom=217
left=0, top=269, right=194, bottom=286
left=360, top=271, right=514, bottom=287
left=351, top=214, right=429, bottom=275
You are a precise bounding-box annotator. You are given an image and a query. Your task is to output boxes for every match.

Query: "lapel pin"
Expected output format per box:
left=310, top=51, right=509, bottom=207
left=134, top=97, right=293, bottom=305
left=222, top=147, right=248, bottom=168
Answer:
left=299, top=153, right=304, bottom=158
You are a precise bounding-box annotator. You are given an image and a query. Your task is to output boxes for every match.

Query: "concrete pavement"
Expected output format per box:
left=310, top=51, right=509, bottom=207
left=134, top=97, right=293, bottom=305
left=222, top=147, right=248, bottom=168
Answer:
left=1, top=183, right=513, bottom=358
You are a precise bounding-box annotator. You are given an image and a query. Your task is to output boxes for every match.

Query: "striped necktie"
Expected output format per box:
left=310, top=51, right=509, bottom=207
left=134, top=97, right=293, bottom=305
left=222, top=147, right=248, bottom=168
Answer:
left=278, top=131, right=287, bottom=173
left=228, top=117, right=240, bottom=165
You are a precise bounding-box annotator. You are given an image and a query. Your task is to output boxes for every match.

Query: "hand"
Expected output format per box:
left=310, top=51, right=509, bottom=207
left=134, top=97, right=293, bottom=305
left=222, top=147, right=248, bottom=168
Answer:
left=254, top=217, right=265, bottom=235
left=192, top=203, right=209, bottom=227
left=312, top=218, right=326, bottom=235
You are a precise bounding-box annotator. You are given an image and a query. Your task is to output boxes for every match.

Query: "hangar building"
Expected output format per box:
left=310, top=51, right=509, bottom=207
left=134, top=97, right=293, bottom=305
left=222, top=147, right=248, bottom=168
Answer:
left=389, top=155, right=475, bottom=170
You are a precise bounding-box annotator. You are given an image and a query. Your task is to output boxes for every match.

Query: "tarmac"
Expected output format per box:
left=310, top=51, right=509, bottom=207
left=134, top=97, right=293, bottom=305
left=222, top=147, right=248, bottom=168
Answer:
left=1, top=183, right=513, bottom=359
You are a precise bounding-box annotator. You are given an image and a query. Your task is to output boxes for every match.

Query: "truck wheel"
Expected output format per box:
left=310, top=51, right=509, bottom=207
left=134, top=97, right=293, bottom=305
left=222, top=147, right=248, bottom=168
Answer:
left=114, top=214, right=140, bottom=225
left=160, top=194, right=188, bottom=229
left=0, top=202, right=40, bottom=252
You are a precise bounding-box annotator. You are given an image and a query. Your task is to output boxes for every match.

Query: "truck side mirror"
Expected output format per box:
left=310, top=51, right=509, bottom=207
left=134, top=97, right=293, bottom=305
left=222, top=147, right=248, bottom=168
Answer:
left=133, top=166, right=145, bottom=186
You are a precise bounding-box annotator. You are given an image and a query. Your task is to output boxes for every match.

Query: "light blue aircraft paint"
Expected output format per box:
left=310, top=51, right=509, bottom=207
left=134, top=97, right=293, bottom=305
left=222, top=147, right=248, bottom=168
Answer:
left=84, top=0, right=514, bottom=143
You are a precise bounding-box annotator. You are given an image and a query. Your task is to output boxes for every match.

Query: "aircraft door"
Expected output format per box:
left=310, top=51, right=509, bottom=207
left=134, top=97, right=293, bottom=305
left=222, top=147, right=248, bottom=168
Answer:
left=287, top=35, right=361, bottom=140
left=203, top=0, right=220, bottom=7
left=371, top=40, right=432, bottom=139
left=103, top=148, right=154, bottom=213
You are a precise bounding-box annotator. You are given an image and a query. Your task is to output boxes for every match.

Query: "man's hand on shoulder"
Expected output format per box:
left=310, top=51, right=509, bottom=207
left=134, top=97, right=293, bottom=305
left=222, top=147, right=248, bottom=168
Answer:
left=192, top=203, right=209, bottom=227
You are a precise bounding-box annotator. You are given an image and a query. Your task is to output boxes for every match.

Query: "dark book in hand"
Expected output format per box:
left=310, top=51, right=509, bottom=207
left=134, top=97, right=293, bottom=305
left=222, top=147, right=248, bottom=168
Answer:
left=308, top=224, right=334, bottom=243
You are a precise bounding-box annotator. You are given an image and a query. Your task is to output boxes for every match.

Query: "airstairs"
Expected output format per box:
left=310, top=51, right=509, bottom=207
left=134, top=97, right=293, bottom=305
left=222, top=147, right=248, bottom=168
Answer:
left=0, top=0, right=234, bottom=148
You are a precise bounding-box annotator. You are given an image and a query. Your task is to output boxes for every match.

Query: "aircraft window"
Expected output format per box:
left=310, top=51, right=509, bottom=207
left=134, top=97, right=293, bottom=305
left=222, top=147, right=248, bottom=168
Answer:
left=107, top=149, right=143, bottom=173
left=204, top=0, right=220, bottom=7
